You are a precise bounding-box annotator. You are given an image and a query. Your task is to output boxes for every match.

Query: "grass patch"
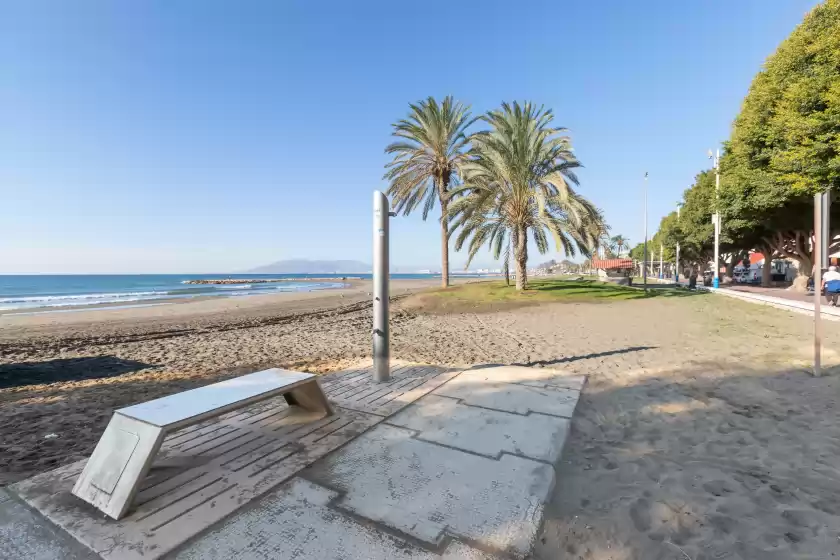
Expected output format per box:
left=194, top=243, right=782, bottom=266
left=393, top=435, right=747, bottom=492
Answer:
left=404, top=278, right=703, bottom=314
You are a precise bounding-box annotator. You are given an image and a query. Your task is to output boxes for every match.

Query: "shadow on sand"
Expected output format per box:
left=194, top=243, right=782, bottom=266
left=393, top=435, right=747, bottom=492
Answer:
left=531, top=280, right=704, bottom=299
left=515, top=346, right=658, bottom=367
left=0, top=356, right=155, bottom=389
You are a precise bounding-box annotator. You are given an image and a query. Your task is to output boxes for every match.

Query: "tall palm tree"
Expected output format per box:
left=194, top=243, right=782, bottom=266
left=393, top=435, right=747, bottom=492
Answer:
left=384, top=96, right=474, bottom=287
left=610, top=234, right=628, bottom=257
left=448, top=102, right=604, bottom=290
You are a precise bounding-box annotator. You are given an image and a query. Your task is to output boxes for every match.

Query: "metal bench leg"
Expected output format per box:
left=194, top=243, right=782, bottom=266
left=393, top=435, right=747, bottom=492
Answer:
left=72, top=412, right=166, bottom=520
left=284, top=379, right=333, bottom=415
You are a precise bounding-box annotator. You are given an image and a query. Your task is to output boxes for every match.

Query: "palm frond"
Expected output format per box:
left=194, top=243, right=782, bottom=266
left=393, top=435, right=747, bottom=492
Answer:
left=447, top=101, right=605, bottom=288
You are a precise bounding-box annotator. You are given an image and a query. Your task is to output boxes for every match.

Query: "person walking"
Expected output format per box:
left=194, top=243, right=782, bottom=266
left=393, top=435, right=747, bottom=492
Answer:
left=822, top=265, right=840, bottom=306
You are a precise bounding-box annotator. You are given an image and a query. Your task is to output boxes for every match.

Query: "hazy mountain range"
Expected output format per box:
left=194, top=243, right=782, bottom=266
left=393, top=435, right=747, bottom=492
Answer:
left=246, top=258, right=519, bottom=274
left=246, top=259, right=371, bottom=274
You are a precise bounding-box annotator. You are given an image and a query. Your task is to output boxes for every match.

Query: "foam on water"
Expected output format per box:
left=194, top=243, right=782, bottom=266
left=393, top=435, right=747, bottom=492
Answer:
left=0, top=276, right=352, bottom=312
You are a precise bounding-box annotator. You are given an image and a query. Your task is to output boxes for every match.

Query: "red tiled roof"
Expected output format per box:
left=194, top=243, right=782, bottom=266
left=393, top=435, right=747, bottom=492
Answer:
left=592, top=258, right=634, bottom=269
left=738, top=253, right=766, bottom=267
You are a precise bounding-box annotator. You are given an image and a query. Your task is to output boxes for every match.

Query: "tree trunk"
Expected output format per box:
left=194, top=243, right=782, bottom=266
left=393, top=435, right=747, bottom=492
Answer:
left=791, top=256, right=812, bottom=293
left=761, top=252, right=773, bottom=287
left=503, top=259, right=510, bottom=286
left=770, top=230, right=812, bottom=293
left=724, top=254, right=737, bottom=284
left=515, top=224, right=528, bottom=290
left=439, top=197, right=450, bottom=288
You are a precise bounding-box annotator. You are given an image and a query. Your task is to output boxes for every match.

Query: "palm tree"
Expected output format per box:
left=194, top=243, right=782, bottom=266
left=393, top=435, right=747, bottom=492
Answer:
left=448, top=102, right=604, bottom=290
left=610, top=234, right=629, bottom=257
left=384, top=96, right=475, bottom=287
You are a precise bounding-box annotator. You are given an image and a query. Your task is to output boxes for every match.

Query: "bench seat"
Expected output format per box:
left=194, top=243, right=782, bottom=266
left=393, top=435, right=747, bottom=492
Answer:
left=72, top=369, right=332, bottom=520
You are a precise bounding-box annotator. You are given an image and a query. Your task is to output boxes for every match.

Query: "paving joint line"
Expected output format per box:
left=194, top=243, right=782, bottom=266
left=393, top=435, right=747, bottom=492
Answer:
left=426, top=393, right=576, bottom=420
left=381, top=422, right=559, bottom=467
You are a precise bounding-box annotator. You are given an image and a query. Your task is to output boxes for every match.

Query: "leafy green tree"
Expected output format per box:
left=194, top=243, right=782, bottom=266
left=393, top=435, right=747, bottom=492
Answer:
left=721, top=0, right=840, bottom=289
left=384, top=96, right=475, bottom=287
left=727, top=0, right=839, bottom=197
left=629, top=243, right=645, bottom=262
left=448, top=102, right=603, bottom=290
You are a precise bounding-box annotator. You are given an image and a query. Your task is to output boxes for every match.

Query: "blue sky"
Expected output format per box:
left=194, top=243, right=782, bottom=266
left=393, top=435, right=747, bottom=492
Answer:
left=0, top=0, right=820, bottom=273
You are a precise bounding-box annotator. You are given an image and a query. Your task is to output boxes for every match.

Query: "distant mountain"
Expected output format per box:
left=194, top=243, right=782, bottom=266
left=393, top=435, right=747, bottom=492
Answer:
left=246, top=259, right=371, bottom=274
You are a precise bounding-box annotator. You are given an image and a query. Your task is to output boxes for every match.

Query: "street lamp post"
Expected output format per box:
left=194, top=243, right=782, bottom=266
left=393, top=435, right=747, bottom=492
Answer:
left=709, top=149, right=721, bottom=288
left=643, top=172, right=648, bottom=292
left=675, top=205, right=681, bottom=283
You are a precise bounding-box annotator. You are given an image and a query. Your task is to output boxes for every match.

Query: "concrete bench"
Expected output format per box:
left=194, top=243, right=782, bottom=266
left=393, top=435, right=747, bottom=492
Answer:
left=72, top=369, right=332, bottom=520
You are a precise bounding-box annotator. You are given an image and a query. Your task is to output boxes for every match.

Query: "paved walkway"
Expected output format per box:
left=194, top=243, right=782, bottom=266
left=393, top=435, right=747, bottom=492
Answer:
left=2, top=363, right=584, bottom=560
left=711, top=285, right=840, bottom=320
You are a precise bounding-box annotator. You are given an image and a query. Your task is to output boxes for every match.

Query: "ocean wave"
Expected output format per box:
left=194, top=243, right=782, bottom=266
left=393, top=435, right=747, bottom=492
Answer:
left=0, top=291, right=170, bottom=304
left=0, top=279, right=348, bottom=311
left=0, top=296, right=157, bottom=310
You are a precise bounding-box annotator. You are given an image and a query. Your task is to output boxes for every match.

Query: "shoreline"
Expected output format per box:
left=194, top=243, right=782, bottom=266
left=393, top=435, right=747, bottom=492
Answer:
left=0, top=278, right=452, bottom=333
left=0, top=280, right=366, bottom=320
left=182, top=277, right=363, bottom=285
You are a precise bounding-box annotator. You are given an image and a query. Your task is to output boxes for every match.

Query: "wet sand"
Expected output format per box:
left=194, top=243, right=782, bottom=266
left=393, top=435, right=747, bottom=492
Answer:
left=2, top=282, right=839, bottom=558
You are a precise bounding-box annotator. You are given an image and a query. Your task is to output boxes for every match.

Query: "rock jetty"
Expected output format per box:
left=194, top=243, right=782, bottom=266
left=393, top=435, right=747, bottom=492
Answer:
left=183, top=278, right=359, bottom=285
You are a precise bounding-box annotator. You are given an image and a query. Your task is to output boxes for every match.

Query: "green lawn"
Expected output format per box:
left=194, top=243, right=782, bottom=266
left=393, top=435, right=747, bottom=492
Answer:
left=411, top=279, right=700, bottom=312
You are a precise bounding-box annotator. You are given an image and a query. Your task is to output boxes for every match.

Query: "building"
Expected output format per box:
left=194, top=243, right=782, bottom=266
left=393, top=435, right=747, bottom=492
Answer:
left=591, top=258, right=634, bottom=285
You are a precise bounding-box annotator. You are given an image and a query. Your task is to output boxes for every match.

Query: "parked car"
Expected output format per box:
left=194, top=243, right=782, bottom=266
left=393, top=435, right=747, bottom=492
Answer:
left=743, top=269, right=760, bottom=284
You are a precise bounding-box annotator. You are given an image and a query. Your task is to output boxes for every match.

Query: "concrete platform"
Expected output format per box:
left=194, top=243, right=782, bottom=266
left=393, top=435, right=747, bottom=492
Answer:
left=5, top=362, right=584, bottom=560
left=386, top=393, right=570, bottom=462
left=174, top=478, right=495, bottom=560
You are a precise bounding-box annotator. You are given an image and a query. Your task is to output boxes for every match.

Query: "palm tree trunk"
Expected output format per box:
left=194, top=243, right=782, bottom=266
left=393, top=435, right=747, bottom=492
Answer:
left=505, top=235, right=513, bottom=287
left=440, top=198, right=450, bottom=288
left=438, top=178, right=450, bottom=288
left=515, top=224, right=528, bottom=290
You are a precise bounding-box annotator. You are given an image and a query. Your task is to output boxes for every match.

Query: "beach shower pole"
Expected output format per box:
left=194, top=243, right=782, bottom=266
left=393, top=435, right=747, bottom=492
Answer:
left=373, top=191, right=391, bottom=382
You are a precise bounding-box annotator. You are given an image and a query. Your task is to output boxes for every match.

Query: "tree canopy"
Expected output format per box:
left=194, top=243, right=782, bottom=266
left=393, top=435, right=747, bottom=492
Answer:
left=649, top=1, right=840, bottom=287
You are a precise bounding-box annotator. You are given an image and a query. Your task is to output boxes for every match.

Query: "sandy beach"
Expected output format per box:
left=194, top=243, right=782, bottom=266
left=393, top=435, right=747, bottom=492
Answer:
left=2, top=280, right=840, bottom=558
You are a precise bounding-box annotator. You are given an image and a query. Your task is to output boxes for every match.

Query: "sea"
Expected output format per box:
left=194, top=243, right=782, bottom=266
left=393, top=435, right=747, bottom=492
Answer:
left=0, top=273, right=448, bottom=314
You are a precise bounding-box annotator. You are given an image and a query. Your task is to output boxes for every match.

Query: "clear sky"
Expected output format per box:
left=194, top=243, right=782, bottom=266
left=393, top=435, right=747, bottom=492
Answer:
left=0, top=0, right=820, bottom=273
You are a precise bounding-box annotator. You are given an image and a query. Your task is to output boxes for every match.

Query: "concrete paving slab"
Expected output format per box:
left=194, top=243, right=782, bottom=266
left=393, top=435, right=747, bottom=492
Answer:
left=434, top=367, right=581, bottom=418
left=0, top=490, right=96, bottom=560
left=174, top=477, right=496, bottom=559
left=387, top=394, right=570, bottom=462
left=12, top=404, right=381, bottom=560
left=305, top=423, right=555, bottom=559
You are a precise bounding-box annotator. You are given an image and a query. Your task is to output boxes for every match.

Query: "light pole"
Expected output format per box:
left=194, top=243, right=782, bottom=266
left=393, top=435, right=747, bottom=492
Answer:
left=675, top=204, right=681, bottom=283
left=709, top=149, right=721, bottom=288
left=643, top=172, right=648, bottom=292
